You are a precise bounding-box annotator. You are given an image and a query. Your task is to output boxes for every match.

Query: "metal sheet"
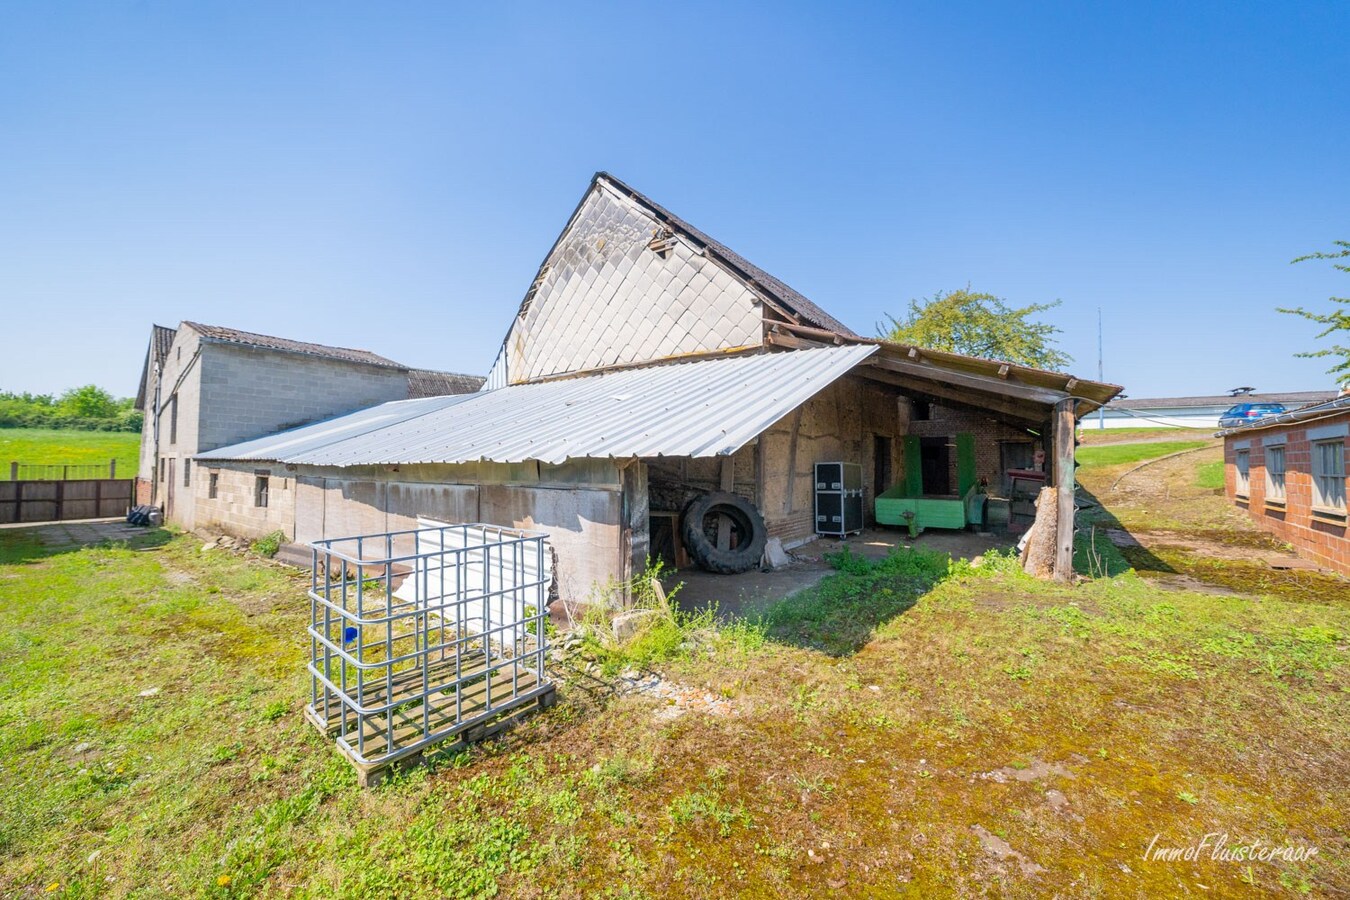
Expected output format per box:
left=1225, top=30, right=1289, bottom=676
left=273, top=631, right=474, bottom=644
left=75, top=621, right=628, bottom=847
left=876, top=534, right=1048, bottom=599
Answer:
left=197, top=345, right=878, bottom=466
left=196, top=394, right=471, bottom=463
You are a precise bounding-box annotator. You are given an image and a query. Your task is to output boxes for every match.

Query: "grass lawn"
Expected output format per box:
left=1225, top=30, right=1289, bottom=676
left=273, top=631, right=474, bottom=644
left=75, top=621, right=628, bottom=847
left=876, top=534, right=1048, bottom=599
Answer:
left=1076, top=440, right=1210, bottom=470
left=0, top=428, right=140, bottom=479
left=1, top=478, right=1347, bottom=896
left=1195, top=460, right=1225, bottom=490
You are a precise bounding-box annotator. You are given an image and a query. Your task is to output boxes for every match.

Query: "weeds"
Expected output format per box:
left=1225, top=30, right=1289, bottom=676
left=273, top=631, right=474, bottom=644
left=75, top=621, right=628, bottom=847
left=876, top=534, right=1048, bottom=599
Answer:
left=251, top=529, right=285, bottom=558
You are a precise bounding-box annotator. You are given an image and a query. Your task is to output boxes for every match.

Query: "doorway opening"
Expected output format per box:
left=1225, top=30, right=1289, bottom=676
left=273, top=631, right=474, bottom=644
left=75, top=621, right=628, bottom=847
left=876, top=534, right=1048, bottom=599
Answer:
left=919, top=437, right=951, bottom=496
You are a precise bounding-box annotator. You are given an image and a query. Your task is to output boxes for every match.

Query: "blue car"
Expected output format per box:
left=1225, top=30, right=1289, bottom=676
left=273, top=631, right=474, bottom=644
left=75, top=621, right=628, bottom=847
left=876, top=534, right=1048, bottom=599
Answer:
left=1219, top=402, right=1286, bottom=428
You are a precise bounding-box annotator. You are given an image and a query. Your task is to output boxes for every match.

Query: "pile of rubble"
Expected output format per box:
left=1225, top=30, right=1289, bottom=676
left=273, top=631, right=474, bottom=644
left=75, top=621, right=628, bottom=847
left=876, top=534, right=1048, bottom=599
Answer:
left=547, top=625, right=735, bottom=721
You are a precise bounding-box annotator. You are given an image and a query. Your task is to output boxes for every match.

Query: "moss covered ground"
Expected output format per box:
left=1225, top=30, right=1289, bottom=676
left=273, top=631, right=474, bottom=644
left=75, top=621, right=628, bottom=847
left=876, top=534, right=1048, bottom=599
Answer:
left=1, top=442, right=1346, bottom=897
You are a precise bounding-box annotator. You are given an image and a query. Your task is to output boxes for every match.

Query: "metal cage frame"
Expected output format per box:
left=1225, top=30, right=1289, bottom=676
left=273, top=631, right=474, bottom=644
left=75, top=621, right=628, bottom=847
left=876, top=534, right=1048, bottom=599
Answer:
left=305, top=521, right=554, bottom=781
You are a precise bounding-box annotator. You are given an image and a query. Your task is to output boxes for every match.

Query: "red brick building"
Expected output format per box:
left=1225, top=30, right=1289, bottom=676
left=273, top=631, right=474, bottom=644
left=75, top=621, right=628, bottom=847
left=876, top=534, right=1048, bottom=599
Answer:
left=1223, top=398, right=1350, bottom=574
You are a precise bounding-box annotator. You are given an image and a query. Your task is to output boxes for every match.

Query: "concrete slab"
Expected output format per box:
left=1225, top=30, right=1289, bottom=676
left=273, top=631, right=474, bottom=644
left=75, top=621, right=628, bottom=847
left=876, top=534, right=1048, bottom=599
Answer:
left=0, top=518, right=164, bottom=552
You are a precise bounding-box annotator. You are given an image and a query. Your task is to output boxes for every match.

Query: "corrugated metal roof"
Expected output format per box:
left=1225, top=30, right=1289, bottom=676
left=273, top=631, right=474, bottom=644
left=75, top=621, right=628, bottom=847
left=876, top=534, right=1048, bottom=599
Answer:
left=1109, top=390, right=1335, bottom=411
left=196, top=394, right=470, bottom=463
left=197, top=345, right=877, bottom=466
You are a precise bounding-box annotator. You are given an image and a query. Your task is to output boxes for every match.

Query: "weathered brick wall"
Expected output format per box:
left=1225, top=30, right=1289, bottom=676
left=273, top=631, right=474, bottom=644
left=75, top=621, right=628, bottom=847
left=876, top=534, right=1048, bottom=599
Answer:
left=1225, top=412, right=1350, bottom=575
left=756, top=376, right=908, bottom=548
left=908, top=403, right=1040, bottom=492
left=197, top=344, right=409, bottom=452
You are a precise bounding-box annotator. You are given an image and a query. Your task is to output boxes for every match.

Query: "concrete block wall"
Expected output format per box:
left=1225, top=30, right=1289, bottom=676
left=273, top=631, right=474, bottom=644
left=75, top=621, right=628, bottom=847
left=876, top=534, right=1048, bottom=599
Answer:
left=1225, top=414, right=1350, bottom=575
left=196, top=459, right=628, bottom=606
left=193, top=465, right=297, bottom=538
left=138, top=328, right=204, bottom=483
left=197, top=344, right=409, bottom=452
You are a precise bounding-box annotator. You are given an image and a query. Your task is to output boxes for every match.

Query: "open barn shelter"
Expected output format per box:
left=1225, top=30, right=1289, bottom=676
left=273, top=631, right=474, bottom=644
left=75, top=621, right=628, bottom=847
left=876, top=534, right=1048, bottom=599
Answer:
left=196, top=172, right=1120, bottom=604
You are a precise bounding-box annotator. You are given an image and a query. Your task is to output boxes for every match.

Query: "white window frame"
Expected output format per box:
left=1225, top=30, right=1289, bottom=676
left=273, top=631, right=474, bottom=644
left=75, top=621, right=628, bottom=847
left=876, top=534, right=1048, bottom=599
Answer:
left=1234, top=448, right=1251, bottom=498
left=1263, top=439, right=1286, bottom=506
left=1311, top=438, right=1347, bottom=517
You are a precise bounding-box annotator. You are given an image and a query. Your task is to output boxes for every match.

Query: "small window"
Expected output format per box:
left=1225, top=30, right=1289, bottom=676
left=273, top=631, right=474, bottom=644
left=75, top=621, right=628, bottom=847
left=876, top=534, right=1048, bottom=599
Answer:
left=159, top=457, right=166, bottom=483
left=183, top=459, right=191, bottom=488
left=1265, top=445, right=1285, bottom=504
left=1234, top=449, right=1250, bottom=497
left=168, top=394, right=178, bottom=445
left=254, top=474, right=269, bottom=508
left=208, top=472, right=219, bottom=499
left=912, top=400, right=931, bottom=421
left=1312, top=439, right=1346, bottom=515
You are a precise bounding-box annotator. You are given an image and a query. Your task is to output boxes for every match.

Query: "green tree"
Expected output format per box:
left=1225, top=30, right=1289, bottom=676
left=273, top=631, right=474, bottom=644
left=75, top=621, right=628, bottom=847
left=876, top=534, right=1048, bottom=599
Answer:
left=1278, top=240, right=1350, bottom=383
left=57, top=384, right=119, bottom=419
left=880, top=288, right=1071, bottom=370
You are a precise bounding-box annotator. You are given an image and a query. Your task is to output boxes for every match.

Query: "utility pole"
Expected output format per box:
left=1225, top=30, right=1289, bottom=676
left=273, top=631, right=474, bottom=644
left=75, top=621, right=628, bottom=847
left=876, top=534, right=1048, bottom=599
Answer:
left=1097, top=306, right=1105, bottom=430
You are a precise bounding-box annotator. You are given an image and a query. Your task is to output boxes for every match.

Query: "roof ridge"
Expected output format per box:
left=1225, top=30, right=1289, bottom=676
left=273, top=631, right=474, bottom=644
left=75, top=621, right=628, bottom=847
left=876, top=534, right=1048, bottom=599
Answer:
left=595, top=172, right=857, bottom=337
left=181, top=320, right=406, bottom=369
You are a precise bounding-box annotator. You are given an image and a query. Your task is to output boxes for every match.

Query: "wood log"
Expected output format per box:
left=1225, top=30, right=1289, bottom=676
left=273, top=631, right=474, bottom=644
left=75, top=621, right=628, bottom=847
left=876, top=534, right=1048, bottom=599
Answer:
left=1021, top=486, right=1059, bottom=579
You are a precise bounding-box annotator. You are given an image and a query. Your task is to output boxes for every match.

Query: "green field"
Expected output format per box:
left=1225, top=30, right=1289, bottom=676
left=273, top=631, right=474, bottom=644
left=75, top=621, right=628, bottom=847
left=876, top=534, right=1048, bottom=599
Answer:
left=0, top=428, right=140, bottom=479
left=1075, top=439, right=1210, bottom=470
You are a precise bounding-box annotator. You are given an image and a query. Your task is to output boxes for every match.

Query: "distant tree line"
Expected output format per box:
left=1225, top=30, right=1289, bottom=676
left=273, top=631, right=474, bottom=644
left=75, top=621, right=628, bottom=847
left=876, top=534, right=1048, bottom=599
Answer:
left=0, top=385, right=143, bottom=432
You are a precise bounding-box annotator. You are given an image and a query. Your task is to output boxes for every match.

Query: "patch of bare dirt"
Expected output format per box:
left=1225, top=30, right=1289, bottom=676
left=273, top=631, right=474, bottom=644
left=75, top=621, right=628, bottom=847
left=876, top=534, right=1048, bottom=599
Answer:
left=970, top=824, right=1045, bottom=877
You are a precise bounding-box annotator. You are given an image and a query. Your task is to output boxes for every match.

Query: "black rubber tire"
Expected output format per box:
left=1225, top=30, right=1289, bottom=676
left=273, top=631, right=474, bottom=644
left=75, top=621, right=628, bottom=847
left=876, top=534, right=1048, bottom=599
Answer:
left=680, top=492, right=768, bottom=575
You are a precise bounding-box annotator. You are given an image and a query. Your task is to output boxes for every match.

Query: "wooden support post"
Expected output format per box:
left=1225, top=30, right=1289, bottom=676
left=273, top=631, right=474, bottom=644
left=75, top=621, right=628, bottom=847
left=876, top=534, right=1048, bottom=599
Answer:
left=717, top=456, right=735, bottom=551
left=783, top=407, right=803, bottom=514
left=9, top=461, right=16, bottom=481
left=1052, top=399, right=1077, bottom=582
left=109, top=458, right=116, bottom=479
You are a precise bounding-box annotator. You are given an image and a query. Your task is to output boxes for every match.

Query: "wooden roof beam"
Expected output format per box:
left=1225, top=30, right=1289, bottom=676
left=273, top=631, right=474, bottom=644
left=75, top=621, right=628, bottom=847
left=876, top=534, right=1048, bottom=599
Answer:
left=868, top=355, right=1069, bottom=406
left=854, top=366, right=1048, bottom=426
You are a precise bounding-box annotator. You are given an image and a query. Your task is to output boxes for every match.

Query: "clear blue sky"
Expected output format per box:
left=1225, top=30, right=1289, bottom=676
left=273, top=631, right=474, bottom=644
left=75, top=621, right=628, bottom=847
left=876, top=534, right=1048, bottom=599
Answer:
left=2, top=1, right=1346, bottom=400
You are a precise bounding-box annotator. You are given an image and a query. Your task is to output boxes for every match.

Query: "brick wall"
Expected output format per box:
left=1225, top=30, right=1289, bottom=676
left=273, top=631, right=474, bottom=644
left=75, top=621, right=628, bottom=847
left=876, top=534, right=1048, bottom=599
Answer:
left=910, top=402, right=1041, bottom=493
left=1224, top=411, right=1350, bottom=574
left=756, top=376, right=908, bottom=547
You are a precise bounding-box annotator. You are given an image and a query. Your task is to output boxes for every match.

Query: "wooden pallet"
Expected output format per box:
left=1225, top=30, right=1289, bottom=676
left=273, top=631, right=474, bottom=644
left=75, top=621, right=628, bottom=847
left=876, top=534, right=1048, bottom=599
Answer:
left=307, top=652, right=554, bottom=786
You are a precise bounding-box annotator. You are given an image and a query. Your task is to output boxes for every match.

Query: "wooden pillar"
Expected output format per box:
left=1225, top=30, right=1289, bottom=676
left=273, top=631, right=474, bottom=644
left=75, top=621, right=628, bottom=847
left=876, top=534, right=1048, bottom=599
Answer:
left=109, top=458, right=116, bottom=479
left=1052, top=398, right=1077, bottom=581
left=716, top=456, right=735, bottom=550
left=9, top=462, right=16, bottom=481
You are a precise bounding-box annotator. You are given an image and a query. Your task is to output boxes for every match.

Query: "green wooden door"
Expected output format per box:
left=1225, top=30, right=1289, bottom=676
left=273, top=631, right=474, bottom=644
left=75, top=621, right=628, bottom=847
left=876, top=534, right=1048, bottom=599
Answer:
left=956, top=432, right=977, bottom=496
left=903, top=435, right=923, bottom=496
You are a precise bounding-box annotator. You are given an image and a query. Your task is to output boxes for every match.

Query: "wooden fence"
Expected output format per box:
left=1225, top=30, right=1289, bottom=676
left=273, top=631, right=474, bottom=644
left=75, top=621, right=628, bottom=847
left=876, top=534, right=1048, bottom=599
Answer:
left=7, top=459, right=120, bottom=481
left=0, top=478, right=134, bottom=524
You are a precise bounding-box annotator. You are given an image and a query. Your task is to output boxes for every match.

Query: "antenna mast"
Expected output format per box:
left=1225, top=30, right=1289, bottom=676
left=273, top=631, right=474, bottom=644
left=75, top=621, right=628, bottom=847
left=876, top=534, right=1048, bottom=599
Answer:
left=1097, top=306, right=1105, bottom=430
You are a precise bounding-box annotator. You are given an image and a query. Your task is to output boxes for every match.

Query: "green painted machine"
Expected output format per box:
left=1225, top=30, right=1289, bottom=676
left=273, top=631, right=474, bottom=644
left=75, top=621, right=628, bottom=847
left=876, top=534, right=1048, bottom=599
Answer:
left=875, top=433, right=986, bottom=537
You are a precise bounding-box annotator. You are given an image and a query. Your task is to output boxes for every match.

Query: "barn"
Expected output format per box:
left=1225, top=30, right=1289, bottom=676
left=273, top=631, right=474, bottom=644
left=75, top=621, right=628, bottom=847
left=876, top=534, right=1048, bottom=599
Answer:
left=193, top=172, right=1121, bottom=603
